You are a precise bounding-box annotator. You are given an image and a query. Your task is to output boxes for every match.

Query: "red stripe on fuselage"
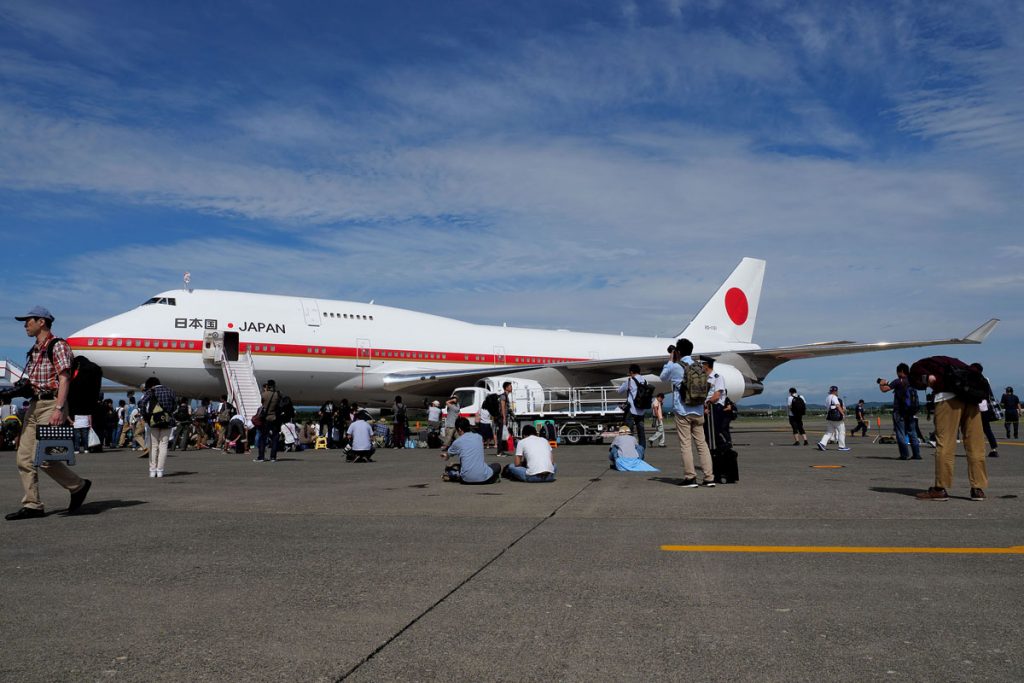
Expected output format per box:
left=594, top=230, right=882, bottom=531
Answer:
left=65, top=336, right=586, bottom=366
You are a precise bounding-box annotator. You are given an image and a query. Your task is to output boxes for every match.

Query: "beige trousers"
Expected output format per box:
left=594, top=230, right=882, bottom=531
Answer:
left=16, top=399, right=85, bottom=511
left=149, top=427, right=171, bottom=472
left=933, top=398, right=987, bottom=490
left=674, top=412, right=714, bottom=481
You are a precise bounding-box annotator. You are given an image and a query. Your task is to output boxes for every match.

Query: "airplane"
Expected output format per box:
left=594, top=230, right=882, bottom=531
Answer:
left=66, top=258, right=998, bottom=405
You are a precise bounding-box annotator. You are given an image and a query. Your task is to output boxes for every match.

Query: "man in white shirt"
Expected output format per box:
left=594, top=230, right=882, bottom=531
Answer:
left=502, top=424, right=556, bottom=482
left=345, top=411, right=376, bottom=463
left=702, top=359, right=729, bottom=452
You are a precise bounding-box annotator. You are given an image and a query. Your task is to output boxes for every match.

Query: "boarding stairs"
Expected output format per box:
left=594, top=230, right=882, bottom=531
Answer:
left=0, top=358, right=25, bottom=387
left=220, top=348, right=262, bottom=427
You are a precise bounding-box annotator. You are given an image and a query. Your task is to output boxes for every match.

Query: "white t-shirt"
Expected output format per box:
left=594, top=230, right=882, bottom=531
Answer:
left=515, top=435, right=555, bottom=475
left=427, top=406, right=442, bottom=423
left=282, top=422, right=297, bottom=444
left=73, top=415, right=91, bottom=429
left=347, top=419, right=374, bottom=451
left=787, top=394, right=804, bottom=417
left=479, top=407, right=492, bottom=425
left=825, top=394, right=843, bottom=419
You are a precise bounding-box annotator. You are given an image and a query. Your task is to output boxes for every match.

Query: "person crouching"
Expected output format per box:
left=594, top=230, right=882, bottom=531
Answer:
left=441, top=417, right=500, bottom=484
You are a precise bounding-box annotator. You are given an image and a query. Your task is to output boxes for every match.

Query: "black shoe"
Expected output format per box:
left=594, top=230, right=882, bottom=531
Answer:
left=5, top=507, right=46, bottom=521
left=700, top=480, right=716, bottom=487
left=988, top=451, right=999, bottom=458
left=68, top=479, right=91, bottom=513
left=679, top=478, right=698, bottom=488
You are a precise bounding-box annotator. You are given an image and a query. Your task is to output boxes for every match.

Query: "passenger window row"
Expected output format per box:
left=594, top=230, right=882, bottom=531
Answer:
left=323, top=311, right=373, bottom=321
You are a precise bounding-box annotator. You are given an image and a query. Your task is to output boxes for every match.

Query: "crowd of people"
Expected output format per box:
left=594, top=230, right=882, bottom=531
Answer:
left=2, top=304, right=1017, bottom=520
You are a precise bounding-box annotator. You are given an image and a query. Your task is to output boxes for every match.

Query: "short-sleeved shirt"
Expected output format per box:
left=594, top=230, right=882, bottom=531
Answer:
left=515, top=435, right=555, bottom=475
left=825, top=394, right=842, bottom=420
left=707, top=372, right=726, bottom=406
left=610, top=434, right=643, bottom=458
left=447, top=432, right=492, bottom=483
left=26, top=334, right=74, bottom=392
left=427, top=406, right=442, bottom=423
left=787, top=394, right=805, bottom=417
left=444, top=404, right=459, bottom=427
left=347, top=419, right=374, bottom=451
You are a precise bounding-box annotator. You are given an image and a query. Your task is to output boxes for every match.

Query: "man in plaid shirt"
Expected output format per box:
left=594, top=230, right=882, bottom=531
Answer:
left=6, top=306, right=91, bottom=521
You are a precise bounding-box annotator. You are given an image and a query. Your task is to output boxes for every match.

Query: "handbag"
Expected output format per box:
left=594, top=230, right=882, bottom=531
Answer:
left=826, top=407, right=842, bottom=421
left=251, top=407, right=265, bottom=428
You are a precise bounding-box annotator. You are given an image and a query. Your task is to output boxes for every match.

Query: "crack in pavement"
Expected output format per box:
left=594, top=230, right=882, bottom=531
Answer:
left=335, top=464, right=610, bottom=681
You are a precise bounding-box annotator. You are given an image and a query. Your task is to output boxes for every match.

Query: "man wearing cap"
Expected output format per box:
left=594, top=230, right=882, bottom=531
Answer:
left=6, top=307, right=91, bottom=520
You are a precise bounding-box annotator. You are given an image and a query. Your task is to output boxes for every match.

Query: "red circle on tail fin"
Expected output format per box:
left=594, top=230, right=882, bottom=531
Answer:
left=725, top=288, right=748, bottom=325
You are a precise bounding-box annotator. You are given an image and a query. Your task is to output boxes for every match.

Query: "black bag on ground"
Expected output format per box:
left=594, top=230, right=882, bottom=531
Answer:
left=713, top=448, right=739, bottom=484
left=426, top=430, right=442, bottom=449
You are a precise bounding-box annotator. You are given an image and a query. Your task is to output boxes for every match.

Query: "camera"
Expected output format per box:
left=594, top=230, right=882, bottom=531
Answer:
left=876, top=378, right=884, bottom=385
left=0, top=378, right=33, bottom=402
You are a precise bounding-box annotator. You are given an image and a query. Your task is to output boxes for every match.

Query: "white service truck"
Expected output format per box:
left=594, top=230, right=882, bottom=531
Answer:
left=452, top=376, right=633, bottom=445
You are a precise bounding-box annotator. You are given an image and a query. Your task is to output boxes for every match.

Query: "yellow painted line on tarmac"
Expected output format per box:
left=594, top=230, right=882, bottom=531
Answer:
left=811, top=465, right=844, bottom=469
left=660, top=544, right=1024, bottom=555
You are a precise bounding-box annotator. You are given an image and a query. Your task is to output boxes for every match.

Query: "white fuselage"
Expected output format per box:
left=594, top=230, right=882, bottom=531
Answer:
left=68, top=289, right=757, bottom=403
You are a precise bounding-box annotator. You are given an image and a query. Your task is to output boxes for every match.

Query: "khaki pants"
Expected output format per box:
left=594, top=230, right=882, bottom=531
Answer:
left=149, top=427, right=171, bottom=472
left=674, top=412, right=714, bottom=482
left=933, top=398, right=987, bottom=490
left=17, top=399, right=85, bottom=511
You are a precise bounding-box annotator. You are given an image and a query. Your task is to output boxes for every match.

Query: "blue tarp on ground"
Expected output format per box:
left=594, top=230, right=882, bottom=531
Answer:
left=613, top=457, right=659, bottom=472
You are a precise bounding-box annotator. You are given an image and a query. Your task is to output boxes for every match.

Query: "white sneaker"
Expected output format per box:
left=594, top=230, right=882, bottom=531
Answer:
left=149, top=470, right=156, bottom=478
left=156, top=470, right=164, bottom=478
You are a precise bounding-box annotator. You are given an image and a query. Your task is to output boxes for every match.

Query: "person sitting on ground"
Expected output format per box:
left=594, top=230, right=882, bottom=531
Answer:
left=609, top=425, right=659, bottom=472
left=441, top=417, right=500, bottom=484
left=503, top=424, right=556, bottom=482
left=609, top=425, right=645, bottom=463
left=282, top=419, right=299, bottom=451
left=345, top=411, right=375, bottom=462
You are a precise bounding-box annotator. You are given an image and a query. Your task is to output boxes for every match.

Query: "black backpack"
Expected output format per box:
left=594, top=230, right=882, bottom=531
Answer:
left=482, top=393, right=501, bottom=415
left=67, top=355, right=103, bottom=417
left=946, top=366, right=989, bottom=404
left=790, top=395, right=806, bottom=417
left=279, top=394, right=295, bottom=422
left=632, top=377, right=654, bottom=411
left=35, top=339, right=103, bottom=417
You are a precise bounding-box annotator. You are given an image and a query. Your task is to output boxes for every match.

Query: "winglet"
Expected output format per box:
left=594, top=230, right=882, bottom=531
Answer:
left=965, top=319, right=999, bottom=343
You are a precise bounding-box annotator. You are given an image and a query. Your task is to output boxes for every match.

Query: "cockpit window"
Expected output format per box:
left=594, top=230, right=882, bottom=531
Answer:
left=141, top=297, right=177, bottom=306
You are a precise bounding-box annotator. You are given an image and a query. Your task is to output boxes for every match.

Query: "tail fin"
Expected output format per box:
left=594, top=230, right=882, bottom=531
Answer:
left=679, top=257, right=766, bottom=345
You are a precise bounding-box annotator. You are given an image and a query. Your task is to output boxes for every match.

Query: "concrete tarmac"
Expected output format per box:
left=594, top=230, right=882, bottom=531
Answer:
left=1, top=423, right=1021, bottom=682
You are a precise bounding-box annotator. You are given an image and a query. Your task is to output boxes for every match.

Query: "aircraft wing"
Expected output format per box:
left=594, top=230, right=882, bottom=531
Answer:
left=723, top=318, right=999, bottom=379
left=380, top=319, right=999, bottom=396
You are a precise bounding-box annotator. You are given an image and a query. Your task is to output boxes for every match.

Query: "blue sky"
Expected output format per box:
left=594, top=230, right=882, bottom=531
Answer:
left=1, top=0, right=1021, bottom=405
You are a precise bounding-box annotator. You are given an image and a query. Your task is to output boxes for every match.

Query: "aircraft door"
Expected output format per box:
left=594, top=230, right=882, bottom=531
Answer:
left=300, top=299, right=321, bottom=327
left=223, top=331, right=239, bottom=362
left=356, top=338, right=372, bottom=368
left=494, top=346, right=506, bottom=364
